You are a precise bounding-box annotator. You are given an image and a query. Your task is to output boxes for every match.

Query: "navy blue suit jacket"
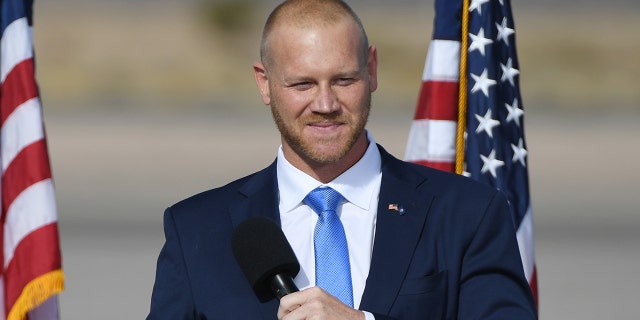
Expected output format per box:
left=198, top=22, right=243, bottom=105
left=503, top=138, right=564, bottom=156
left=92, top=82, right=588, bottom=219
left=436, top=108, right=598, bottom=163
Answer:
left=147, top=146, right=536, bottom=319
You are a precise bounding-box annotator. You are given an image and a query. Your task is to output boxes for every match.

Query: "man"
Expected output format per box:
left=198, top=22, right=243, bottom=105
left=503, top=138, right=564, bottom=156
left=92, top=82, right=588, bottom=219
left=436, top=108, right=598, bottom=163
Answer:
left=147, top=0, right=537, bottom=319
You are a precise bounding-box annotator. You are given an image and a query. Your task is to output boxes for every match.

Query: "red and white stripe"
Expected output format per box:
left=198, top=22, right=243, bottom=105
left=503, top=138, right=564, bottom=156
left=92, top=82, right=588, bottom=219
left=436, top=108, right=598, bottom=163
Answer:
left=1, top=15, right=62, bottom=320
left=404, top=40, right=460, bottom=172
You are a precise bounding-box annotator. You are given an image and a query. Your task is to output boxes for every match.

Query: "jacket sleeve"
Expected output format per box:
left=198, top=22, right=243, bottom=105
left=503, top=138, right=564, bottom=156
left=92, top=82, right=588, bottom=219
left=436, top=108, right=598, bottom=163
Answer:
left=147, top=207, right=196, bottom=320
left=458, top=191, right=537, bottom=319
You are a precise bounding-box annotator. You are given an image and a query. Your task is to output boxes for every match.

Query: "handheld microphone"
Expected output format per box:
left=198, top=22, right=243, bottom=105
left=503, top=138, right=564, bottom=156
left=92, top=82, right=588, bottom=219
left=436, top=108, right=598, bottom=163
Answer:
left=231, top=216, right=300, bottom=301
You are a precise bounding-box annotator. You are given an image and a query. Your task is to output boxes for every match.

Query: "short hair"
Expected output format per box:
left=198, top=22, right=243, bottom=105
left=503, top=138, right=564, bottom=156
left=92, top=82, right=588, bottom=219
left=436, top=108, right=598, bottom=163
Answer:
left=260, top=0, right=370, bottom=68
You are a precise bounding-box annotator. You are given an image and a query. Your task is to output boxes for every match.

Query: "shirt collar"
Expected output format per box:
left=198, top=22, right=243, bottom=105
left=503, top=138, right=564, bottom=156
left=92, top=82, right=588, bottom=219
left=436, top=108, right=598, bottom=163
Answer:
left=277, top=131, right=382, bottom=213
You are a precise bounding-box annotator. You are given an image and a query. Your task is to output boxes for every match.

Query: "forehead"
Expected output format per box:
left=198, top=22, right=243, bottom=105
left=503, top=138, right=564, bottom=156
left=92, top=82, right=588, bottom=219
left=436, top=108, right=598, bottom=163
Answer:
left=266, top=19, right=364, bottom=71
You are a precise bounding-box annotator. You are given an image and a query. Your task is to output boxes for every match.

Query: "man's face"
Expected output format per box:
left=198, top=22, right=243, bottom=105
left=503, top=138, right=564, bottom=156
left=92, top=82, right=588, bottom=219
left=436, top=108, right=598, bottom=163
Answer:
left=254, top=18, right=378, bottom=167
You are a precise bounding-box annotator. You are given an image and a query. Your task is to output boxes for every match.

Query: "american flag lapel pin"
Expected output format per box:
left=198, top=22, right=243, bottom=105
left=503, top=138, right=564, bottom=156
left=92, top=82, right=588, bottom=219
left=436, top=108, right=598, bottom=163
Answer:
left=388, top=204, right=405, bottom=215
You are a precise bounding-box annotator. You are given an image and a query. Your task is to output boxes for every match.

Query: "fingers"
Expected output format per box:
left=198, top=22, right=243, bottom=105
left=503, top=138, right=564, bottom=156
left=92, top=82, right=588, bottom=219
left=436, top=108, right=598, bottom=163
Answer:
left=277, top=287, right=365, bottom=320
left=277, top=287, right=318, bottom=319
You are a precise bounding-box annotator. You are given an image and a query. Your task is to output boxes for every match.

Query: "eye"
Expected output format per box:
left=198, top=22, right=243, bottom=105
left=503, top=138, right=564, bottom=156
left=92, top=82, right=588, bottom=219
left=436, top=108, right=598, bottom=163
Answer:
left=335, top=78, right=357, bottom=86
left=290, top=81, right=312, bottom=90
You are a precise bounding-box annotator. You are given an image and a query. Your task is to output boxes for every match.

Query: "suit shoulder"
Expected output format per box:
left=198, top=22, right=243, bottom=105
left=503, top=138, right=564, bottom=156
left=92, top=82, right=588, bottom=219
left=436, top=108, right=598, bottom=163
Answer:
left=398, top=158, right=486, bottom=186
left=168, top=164, right=273, bottom=216
left=399, top=160, right=502, bottom=203
left=380, top=147, right=498, bottom=199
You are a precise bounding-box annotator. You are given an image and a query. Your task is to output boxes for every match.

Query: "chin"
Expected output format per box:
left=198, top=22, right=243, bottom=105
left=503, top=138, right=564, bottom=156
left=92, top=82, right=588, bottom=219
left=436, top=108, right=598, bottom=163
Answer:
left=302, top=143, right=351, bottom=164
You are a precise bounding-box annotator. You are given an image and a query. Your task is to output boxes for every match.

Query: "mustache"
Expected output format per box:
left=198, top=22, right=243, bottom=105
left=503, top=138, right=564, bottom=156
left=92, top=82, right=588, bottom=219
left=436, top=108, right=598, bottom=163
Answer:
left=301, top=114, right=349, bottom=124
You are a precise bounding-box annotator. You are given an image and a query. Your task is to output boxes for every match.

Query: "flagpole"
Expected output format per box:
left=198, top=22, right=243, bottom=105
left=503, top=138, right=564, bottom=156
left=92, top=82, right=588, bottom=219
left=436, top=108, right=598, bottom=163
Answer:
left=455, top=0, right=470, bottom=175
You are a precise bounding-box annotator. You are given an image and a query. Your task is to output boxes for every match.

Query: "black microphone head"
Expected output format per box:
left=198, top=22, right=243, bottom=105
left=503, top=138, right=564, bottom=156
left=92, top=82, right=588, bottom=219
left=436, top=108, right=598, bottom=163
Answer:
left=231, top=216, right=300, bottom=301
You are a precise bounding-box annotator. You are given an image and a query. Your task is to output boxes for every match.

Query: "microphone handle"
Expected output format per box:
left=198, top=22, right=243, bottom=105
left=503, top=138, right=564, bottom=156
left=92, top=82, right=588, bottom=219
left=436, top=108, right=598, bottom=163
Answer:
left=269, top=273, right=299, bottom=300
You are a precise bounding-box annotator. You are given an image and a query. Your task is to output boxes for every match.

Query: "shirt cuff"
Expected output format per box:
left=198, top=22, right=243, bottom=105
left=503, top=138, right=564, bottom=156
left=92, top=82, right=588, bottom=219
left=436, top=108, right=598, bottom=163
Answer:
left=363, top=311, right=376, bottom=320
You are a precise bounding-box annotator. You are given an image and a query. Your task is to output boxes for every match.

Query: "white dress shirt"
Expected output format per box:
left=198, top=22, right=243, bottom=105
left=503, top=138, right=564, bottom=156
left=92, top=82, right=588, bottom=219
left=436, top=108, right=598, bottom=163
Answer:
left=277, top=132, right=382, bottom=313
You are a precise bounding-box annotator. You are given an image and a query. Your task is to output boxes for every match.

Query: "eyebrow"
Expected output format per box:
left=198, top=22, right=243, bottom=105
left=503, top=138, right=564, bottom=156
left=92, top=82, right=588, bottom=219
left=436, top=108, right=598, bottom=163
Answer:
left=281, top=69, right=363, bottom=84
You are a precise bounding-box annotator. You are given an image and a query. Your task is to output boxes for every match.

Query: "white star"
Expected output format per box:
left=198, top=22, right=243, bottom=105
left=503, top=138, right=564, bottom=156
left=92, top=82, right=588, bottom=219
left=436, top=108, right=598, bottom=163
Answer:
left=505, top=98, right=524, bottom=127
left=475, top=109, right=501, bottom=138
left=470, top=69, right=497, bottom=97
left=511, top=138, right=528, bottom=167
left=480, top=150, right=505, bottom=178
left=469, top=28, right=493, bottom=56
left=496, top=17, right=515, bottom=46
left=500, top=58, right=520, bottom=86
left=469, top=0, right=490, bottom=14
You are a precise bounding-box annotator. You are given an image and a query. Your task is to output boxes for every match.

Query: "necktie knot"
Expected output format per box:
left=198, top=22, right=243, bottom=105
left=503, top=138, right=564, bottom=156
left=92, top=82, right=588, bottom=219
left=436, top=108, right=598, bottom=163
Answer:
left=304, top=186, right=344, bottom=216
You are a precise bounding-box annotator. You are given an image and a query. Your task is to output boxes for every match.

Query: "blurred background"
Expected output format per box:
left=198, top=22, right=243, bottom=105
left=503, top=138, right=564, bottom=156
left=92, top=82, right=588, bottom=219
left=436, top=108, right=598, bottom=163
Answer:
left=32, top=0, right=639, bottom=318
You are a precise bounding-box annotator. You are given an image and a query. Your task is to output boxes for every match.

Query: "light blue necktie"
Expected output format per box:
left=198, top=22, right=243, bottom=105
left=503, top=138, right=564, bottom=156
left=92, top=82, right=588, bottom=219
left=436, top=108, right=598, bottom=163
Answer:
left=304, top=186, right=354, bottom=307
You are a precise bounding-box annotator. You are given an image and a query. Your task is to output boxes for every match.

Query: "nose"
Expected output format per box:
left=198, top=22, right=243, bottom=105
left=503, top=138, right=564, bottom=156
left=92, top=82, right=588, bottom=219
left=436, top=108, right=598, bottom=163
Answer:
left=310, top=84, right=339, bottom=114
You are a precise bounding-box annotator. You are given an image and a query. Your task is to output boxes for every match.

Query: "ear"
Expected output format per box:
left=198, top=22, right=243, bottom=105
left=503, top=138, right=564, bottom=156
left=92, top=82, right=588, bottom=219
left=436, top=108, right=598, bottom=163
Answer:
left=253, top=62, right=271, bottom=105
left=366, top=45, right=378, bottom=92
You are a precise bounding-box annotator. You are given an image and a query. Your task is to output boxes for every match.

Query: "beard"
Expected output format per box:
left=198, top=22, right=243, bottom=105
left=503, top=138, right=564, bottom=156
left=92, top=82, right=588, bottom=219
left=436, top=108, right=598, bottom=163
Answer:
left=270, top=95, right=371, bottom=165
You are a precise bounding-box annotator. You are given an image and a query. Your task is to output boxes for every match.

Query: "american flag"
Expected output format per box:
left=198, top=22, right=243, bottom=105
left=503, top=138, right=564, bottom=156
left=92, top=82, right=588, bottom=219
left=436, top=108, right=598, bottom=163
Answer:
left=405, top=0, right=537, bottom=302
left=0, top=0, right=64, bottom=319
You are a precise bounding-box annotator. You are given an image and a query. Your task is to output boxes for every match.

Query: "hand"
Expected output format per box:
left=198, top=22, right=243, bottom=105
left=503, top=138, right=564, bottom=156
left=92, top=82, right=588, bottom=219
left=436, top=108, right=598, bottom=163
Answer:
left=278, top=286, right=365, bottom=320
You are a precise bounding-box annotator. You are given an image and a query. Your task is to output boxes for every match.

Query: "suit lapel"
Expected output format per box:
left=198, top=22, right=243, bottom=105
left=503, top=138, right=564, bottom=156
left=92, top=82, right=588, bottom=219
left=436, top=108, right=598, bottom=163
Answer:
left=228, top=161, right=281, bottom=319
left=360, top=147, right=435, bottom=314
left=229, top=160, right=281, bottom=228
